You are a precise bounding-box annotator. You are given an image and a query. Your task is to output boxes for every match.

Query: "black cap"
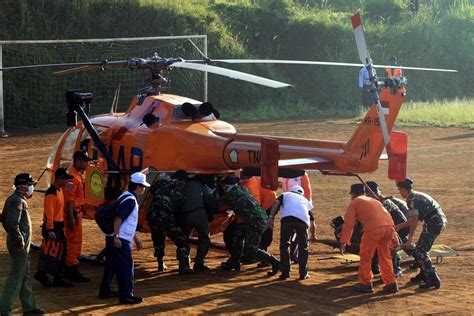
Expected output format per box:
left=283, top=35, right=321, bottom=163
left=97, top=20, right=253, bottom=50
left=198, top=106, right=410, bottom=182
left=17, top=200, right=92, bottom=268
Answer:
left=366, top=181, right=379, bottom=194
left=349, top=183, right=365, bottom=195
left=73, top=150, right=93, bottom=162
left=173, top=170, right=188, bottom=181
left=330, top=215, right=344, bottom=228
left=54, top=168, right=74, bottom=180
left=396, top=177, right=414, bottom=190
left=14, top=173, right=37, bottom=187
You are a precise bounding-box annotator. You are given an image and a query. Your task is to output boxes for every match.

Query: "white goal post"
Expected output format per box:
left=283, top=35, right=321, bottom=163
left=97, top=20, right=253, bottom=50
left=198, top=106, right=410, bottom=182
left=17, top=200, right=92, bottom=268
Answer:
left=0, top=35, right=208, bottom=135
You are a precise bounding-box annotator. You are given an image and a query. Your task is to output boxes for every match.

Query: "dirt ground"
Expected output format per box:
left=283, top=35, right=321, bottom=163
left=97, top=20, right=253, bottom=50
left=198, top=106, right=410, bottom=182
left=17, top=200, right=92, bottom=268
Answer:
left=0, top=120, right=473, bottom=315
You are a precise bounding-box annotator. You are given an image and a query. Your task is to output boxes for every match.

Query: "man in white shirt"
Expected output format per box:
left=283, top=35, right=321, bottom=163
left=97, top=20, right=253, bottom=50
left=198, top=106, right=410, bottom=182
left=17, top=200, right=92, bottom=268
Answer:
left=99, top=172, right=149, bottom=304
left=359, top=66, right=373, bottom=107
left=268, top=185, right=314, bottom=280
left=280, top=173, right=316, bottom=241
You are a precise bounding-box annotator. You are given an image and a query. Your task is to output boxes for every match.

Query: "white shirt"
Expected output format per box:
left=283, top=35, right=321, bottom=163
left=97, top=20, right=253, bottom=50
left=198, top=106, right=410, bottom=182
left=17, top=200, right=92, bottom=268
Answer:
left=280, top=192, right=314, bottom=226
left=117, top=191, right=139, bottom=242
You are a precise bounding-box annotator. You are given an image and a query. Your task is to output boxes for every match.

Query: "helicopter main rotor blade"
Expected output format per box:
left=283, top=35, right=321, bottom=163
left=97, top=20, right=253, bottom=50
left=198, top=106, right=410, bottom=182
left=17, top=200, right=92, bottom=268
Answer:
left=0, top=61, right=105, bottom=72
left=171, top=61, right=292, bottom=88
left=210, top=59, right=363, bottom=67
left=53, top=61, right=128, bottom=75
left=206, top=59, right=457, bottom=73
left=54, top=65, right=102, bottom=75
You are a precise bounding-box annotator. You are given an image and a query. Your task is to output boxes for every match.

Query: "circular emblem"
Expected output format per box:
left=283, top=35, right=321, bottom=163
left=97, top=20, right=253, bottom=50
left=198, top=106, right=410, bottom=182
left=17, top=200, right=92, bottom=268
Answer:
left=89, top=169, right=104, bottom=200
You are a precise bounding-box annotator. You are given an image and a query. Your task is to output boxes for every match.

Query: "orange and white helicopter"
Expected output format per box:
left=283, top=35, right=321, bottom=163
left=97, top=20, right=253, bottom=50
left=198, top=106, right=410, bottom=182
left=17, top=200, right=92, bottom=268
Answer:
left=0, top=12, right=456, bottom=232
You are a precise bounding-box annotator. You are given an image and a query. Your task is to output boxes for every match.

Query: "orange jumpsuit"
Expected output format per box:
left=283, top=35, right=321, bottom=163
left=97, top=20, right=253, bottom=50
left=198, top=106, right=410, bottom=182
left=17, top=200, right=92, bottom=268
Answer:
left=63, top=167, right=85, bottom=267
left=281, top=174, right=312, bottom=203
left=44, top=186, right=64, bottom=230
left=243, top=176, right=276, bottom=211
left=340, top=196, right=397, bottom=286
left=385, top=67, right=403, bottom=78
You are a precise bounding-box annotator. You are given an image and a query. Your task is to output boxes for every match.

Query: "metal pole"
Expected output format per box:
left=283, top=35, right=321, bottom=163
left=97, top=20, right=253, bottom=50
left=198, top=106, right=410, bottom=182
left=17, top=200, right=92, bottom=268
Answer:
left=203, top=35, right=208, bottom=102
left=0, top=45, right=7, bottom=137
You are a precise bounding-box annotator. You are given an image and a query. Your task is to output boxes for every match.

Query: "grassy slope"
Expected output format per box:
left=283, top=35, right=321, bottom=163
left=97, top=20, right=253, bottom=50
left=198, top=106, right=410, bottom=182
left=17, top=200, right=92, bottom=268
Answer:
left=0, top=0, right=472, bottom=127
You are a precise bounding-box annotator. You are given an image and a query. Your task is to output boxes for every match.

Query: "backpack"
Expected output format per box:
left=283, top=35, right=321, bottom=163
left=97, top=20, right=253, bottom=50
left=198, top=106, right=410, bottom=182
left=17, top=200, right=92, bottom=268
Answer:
left=95, top=192, right=134, bottom=235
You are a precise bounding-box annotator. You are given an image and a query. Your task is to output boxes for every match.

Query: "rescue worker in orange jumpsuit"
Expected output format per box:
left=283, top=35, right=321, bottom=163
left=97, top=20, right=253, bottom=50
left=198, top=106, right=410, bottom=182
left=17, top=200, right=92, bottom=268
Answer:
left=340, top=183, right=399, bottom=293
left=34, top=168, right=74, bottom=287
left=63, top=150, right=92, bottom=282
left=385, top=56, right=403, bottom=78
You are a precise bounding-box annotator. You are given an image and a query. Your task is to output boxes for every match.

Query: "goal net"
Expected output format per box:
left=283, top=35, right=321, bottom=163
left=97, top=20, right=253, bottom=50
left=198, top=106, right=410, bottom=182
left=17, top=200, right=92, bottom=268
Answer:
left=0, top=35, right=207, bottom=129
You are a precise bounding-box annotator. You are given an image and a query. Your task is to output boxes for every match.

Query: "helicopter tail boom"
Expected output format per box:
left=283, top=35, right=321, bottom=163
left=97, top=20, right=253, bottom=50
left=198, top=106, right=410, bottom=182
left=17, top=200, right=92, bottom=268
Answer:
left=344, top=83, right=406, bottom=175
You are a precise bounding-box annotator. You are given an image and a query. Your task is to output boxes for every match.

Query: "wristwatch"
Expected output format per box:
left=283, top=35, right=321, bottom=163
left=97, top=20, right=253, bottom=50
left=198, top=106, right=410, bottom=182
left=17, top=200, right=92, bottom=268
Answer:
left=113, top=234, right=119, bottom=239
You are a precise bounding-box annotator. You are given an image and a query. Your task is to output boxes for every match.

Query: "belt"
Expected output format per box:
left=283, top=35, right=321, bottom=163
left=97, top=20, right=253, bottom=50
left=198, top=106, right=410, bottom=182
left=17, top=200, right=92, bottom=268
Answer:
left=424, top=211, right=441, bottom=222
left=181, top=206, right=206, bottom=215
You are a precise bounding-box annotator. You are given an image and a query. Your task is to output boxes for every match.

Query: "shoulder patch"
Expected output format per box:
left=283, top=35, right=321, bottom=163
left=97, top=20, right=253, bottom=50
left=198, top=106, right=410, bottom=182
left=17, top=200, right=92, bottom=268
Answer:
left=66, top=182, right=74, bottom=191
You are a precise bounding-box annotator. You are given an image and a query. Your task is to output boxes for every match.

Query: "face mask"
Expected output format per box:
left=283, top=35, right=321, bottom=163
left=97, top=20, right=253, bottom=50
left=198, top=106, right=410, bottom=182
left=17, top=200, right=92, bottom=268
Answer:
left=26, top=185, right=34, bottom=196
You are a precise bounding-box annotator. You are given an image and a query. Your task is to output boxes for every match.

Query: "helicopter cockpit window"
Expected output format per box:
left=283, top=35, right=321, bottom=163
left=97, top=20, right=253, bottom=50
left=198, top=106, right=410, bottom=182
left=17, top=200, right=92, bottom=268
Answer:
left=60, top=128, right=80, bottom=162
left=172, top=102, right=216, bottom=122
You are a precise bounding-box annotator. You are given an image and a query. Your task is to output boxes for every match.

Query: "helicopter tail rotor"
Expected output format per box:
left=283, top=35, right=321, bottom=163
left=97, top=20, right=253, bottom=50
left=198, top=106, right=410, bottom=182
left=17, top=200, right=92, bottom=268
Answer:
left=351, top=11, right=393, bottom=157
left=351, top=11, right=371, bottom=66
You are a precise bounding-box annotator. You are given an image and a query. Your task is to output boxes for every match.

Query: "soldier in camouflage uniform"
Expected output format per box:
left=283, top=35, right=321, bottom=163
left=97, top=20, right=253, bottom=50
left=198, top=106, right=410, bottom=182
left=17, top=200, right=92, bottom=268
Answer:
left=395, top=178, right=447, bottom=289
left=390, top=197, right=409, bottom=218
left=218, top=176, right=280, bottom=275
left=366, top=181, right=409, bottom=277
left=147, top=176, right=193, bottom=275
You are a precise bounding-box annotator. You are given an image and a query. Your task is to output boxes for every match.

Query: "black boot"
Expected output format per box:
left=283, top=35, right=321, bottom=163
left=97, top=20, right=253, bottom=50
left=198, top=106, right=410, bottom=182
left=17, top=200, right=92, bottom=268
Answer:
left=410, top=270, right=427, bottom=283
left=34, top=271, right=53, bottom=287
left=65, top=265, right=90, bottom=283
left=193, top=263, right=212, bottom=272
left=157, top=258, right=167, bottom=272
left=419, top=269, right=441, bottom=289
left=52, top=275, right=73, bottom=288
left=221, top=258, right=241, bottom=271
left=178, top=258, right=194, bottom=275
left=267, top=256, right=280, bottom=276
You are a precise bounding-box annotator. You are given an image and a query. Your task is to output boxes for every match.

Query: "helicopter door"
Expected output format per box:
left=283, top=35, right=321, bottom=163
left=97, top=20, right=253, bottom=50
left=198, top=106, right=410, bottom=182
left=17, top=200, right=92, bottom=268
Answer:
left=56, top=127, right=81, bottom=168
left=45, top=129, right=71, bottom=186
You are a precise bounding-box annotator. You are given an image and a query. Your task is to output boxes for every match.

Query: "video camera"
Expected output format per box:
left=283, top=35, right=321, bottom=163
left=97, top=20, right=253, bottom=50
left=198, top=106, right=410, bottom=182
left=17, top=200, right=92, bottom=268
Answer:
left=65, top=90, right=94, bottom=127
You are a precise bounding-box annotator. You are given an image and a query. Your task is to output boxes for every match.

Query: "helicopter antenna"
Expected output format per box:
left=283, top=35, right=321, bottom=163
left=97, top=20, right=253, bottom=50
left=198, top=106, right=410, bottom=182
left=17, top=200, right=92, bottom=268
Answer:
left=109, top=83, right=121, bottom=114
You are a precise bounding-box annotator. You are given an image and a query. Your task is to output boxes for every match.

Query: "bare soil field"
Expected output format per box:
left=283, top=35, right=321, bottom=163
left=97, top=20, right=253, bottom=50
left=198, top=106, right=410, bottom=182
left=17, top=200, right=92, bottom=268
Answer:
left=1, top=120, right=473, bottom=314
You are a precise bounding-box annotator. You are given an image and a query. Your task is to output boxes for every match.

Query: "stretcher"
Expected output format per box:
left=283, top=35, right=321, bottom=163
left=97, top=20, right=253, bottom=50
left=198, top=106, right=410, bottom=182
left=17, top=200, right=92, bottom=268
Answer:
left=398, top=244, right=458, bottom=263
left=317, top=244, right=458, bottom=265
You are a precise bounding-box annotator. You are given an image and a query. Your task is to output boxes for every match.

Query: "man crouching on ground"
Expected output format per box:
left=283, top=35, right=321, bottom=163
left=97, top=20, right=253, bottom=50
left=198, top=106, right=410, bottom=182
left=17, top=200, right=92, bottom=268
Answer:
left=340, top=183, right=399, bottom=293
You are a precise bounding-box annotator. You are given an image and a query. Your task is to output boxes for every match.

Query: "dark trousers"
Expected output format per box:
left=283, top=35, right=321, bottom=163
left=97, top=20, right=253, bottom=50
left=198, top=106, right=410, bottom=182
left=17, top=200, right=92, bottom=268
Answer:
left=280, top=218, right=308, bottom=277
left=100, top=237, right=134, bottom=299
left=259, top=228, right=273, bottom=251
left=0, top=238, right=36, bottom=314
left=184, top=209, right=210, bottom=266
left=39, top=222, right=67, bottom=277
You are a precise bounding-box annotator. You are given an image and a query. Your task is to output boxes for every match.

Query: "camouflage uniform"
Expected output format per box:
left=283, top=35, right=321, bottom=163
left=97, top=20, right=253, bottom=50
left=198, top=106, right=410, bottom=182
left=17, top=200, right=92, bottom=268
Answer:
left=382, top=199, right=408, bottom=242
left=391, top=197, right=409, bottom=219
left=147, top=179, right=190, bottom=267
left=406, top=190, right=447, bottom=278
left=220, top=185, right=276, bottom=265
